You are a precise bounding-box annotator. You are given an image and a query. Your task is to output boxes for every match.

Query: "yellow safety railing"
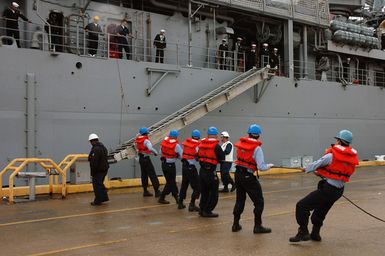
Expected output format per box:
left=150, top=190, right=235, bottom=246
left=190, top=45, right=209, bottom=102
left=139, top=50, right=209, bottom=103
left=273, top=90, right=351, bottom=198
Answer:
left=0, top=158, right=67, bottom=204
left=55, top=154, right=89, bottom=185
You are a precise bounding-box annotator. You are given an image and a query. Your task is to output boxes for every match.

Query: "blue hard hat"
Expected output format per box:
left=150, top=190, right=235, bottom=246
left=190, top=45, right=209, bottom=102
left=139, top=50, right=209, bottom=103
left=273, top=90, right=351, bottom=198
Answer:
left=139, top=127, right=148, bottom=135
left=169, top=129, right=179, bottom=138
left=335, top=129, right=353, bottom=144
left=207, top=126, right=218, bottom=135
left=192, top=129, right=201, bottom=138
left=248, top=124, right=262, bottom=135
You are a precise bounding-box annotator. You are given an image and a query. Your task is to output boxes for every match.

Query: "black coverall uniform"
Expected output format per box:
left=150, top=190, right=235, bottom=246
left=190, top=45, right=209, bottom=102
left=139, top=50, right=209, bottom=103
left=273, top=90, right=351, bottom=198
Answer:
left=88, top=142, right=109, bottom=203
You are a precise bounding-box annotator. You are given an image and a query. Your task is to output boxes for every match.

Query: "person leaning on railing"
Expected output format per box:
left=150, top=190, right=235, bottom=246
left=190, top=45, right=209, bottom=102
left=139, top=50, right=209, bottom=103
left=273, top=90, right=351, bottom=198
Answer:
left=2, top=2, right=31, bottom=48
left=116, top=20, right=133, bottom=60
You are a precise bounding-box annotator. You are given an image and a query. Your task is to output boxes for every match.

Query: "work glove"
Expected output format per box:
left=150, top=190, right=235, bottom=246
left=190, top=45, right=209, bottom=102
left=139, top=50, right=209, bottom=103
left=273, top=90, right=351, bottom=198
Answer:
left=153, top=153, right=158, bottom=156
left=160, top=156, right=166, bottom=163
left=267, top=163, right=274, bottom=169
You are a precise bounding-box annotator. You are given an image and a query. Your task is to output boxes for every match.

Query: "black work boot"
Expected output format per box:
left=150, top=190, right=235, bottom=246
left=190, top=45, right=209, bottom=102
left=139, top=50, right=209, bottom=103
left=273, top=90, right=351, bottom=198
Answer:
left=310, top=226, right=322, bottom=242
left=219, top=186, right=229, bottom=193
left=158, top=195, right=170, bottom=204
left=253, top=225, right=272, bottom=234
left=201, top=211, right=219, bottom=218
left=232, top=218, right=242, bottom=232
left=154, top=190, right=161, bottom=198
left=177, top=199, right=186, bottom=209
left=188, top=202, right=200, bottom=212
left=230, top=183, right=236, bottom=192
left=289, top=227, right=310, bottom=242
left=143, top=190, right=153, bottom=197
left=173, top=194, right=179, bottom=204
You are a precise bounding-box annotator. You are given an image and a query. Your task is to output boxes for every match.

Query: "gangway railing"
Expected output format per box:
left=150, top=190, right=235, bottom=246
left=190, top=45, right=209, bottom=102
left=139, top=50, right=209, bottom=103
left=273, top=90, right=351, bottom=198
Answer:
left=110, top=67, right=272, bottom=162
left=0, top=158, right=67, bottom=204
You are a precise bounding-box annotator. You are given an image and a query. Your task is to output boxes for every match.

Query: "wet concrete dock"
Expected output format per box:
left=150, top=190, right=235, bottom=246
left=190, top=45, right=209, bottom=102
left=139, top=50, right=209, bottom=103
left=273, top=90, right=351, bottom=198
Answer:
left=1, top=166, right=384, bottom=256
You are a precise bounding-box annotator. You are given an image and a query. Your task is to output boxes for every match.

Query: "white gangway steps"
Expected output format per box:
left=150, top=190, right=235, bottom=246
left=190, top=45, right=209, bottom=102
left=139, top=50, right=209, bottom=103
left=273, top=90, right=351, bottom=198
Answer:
left=110, top=67, right=271, bottom=162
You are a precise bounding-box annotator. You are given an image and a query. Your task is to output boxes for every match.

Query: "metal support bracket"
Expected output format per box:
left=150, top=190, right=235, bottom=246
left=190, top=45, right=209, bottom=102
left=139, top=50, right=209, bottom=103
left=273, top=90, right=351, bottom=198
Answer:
left=254, top=80, right=269, bottom=103
left=146, top=67, right=180, bottom=96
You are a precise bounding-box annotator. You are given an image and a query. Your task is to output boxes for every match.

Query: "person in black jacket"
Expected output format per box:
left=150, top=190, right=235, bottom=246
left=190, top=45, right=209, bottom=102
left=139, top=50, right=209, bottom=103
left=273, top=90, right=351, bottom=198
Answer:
left=88, top=133, right=110, bottom=206
left=153, top=29, right=166, bottom=63
left=116, top=20, right=132, bottom=60
left=218, top=39, right=229, bottom=70
left=85, top=16, right=102, bottom=56
left=2, top=2, right=30, bottom=47
left=246, top=43, right=258, bottom=71
left=45, top=10, right=64, bottom=52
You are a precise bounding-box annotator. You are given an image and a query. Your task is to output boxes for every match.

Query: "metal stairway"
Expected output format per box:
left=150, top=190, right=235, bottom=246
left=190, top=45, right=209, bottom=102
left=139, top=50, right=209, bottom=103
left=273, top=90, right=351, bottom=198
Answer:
left=110, top=67, right=271, bottom=162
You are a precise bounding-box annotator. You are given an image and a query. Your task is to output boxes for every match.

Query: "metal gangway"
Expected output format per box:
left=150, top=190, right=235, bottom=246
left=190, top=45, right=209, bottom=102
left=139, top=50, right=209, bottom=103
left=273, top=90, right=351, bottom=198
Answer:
left=110, top=67, right=271, bottom=162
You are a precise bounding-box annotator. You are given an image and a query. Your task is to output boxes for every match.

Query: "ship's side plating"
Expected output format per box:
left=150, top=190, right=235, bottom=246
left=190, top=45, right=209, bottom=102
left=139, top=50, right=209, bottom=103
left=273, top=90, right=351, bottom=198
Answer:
left=1, top=0, right=385, bottom=185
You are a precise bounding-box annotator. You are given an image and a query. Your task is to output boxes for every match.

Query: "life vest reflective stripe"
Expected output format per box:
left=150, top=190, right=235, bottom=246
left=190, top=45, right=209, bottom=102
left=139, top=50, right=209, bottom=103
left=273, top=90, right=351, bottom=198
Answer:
left=221, top=141, right=234, bottom=162
left=317, top=145, right=359, bottom=182
left=234, top=137, right=262, bottom=171
left=161, top=137, right=179, bottom=158
left=135, top=135, right=151, bottom=154
left=198, top=138, right=219, bottom=165
left=182, top=138, right=200, bottom=160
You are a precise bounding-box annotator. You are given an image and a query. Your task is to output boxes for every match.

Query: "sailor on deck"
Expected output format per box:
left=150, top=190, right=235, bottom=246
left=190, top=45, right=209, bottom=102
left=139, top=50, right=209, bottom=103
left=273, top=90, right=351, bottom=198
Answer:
left=135, top=127, right=161, bottom=197
left=232, top=124, right=273, bottom=233
left=197, top=126, right=225, bottom=217
left=154, top=29, right=167, bottom=63
left=178, top=129, right=201, bottom=212
left=3, top=2, right=30, bottom=47
left=85, top=16, right=102, bottom=57
left=158, top=130, right=183, bottom=204
left=289, top=130, right=359, bottom=242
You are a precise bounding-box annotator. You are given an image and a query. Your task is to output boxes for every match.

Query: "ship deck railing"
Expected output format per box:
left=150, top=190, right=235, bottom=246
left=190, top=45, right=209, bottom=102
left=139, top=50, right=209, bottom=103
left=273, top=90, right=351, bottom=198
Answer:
left=0, top=17, right=245, bottom=72
left=205, top=0, right=329, bottom=26
left=278, top=59, right=385, bottom=87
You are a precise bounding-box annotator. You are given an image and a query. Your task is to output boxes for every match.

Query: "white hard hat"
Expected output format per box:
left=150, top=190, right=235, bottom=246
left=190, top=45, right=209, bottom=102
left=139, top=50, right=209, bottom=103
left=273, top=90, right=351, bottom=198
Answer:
left=221, top=131, right=230, bottom=138
left=274, top=48, right=278, bottom=51
left=12, top=2, right=19, bottom=8
left=251, top=44, right=257, bottom=47
left=160, top=29, right=166, bottom=33
left=88, top=133, right=99, bottom=141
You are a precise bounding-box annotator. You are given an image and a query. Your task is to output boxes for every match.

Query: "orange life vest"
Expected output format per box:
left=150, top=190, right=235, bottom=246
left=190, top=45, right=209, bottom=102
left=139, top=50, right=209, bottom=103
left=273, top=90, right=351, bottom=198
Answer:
left=198, top=138, right=219, bottom=165
left=135, top=135, right=151, bottom=154
left=317, top=145, right=359, bottom=182
left=161, top=137, right=179, bottom=158
left=182, top=138, right=200, bottom=160
left=234, top=137, right=262, bottom=171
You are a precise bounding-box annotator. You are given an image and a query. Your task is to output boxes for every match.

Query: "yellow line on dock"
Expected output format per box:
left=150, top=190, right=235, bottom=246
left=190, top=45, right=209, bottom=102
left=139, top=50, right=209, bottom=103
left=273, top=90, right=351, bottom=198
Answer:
left=0, top=204, right=169, bottom=228
left=28, top=238, right=127, bottom=256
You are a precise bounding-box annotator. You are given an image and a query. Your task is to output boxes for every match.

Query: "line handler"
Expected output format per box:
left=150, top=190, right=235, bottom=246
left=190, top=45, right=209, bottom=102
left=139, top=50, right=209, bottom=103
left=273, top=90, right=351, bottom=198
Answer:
left=289, top=130, right=359, bottom=242
left=232, top=124, right=273, bottom=233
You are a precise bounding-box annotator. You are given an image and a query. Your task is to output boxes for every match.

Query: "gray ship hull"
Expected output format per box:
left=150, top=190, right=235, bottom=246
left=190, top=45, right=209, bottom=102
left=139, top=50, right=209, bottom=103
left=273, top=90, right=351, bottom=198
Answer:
left=1, top=47, right=385, bottom=184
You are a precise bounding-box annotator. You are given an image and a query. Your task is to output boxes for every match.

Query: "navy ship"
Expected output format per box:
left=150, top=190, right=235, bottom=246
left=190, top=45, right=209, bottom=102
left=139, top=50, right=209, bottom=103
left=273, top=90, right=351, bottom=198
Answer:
left=1, top=1, right=385, bottom=256
left=0, top=0, right=384, bottom=181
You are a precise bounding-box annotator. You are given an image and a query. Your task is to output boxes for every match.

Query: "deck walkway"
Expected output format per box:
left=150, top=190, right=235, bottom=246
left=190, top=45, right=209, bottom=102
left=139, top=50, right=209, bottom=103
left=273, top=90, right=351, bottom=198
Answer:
left=1, top=166, right=384, bottom=256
